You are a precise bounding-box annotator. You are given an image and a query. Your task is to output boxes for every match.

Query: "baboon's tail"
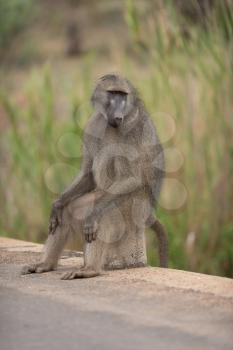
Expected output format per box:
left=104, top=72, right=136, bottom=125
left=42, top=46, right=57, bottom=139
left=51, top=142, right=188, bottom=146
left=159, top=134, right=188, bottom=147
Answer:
left=147, top=215, right=168, bottom=268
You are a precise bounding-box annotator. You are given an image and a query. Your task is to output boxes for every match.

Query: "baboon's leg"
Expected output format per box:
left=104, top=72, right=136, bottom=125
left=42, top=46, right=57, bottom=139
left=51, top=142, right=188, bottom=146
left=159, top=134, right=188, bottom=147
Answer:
left=21, top=222, right=71, bottom=274
left=60, top=191, right=104, bottom=280
left=22, top=192, right=101, bottom=276
left=21, top=192, right=93, bottom=275
left=147, top=214, right=168, bottom=268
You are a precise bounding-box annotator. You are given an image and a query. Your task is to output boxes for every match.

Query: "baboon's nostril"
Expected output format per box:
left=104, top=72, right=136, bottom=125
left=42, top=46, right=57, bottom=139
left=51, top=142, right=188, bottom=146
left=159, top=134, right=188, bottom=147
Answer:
left=115, top=115, right=123, bottom=121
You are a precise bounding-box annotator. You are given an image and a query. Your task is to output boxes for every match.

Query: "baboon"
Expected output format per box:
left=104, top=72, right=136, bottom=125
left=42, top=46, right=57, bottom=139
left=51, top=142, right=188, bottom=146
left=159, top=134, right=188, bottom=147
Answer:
left=22, top=74, right=168, bottom=279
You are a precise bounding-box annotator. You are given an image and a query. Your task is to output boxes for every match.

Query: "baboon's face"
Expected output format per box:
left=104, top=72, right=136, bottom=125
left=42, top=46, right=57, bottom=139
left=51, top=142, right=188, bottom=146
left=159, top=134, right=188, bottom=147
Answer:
left=105, top=91, right=128, bottom=128
left=92, top=75, right=137, bottom=130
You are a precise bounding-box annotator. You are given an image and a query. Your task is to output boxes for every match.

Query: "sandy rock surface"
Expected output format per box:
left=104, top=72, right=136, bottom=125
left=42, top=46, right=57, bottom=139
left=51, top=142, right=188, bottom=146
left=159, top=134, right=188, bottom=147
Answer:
left=0, top=237, right=233, bottom=350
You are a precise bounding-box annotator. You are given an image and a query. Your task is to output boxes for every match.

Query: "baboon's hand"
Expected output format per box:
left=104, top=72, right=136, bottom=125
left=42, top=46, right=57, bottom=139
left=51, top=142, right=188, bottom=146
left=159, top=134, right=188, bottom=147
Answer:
left=49, top=200, right=64, bottom=234
left=83, top=217, right=98, bottom=243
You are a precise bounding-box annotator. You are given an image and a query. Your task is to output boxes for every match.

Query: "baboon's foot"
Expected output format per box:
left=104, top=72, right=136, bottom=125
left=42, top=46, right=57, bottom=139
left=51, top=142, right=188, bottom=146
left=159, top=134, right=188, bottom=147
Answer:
left=21, top=262, right=55, bottom=275
left=61, top=268, right=100, bottom=280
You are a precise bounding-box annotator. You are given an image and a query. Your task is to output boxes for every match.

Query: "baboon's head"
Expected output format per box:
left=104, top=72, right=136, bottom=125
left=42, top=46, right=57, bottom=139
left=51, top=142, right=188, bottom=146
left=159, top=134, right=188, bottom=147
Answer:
left=91, top=74, right=139, bottom=129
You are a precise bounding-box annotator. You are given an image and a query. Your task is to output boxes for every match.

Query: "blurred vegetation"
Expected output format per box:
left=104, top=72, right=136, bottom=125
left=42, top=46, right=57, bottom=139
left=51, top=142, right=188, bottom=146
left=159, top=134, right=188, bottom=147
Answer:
left=0, top=0, right=232, bottom=277
left=0, top=0, right=34, bottom=51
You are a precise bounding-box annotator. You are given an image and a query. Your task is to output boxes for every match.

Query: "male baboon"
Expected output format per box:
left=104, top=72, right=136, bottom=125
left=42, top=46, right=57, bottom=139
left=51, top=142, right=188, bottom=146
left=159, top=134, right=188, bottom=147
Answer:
left=22, top=74, right=168, bottom=279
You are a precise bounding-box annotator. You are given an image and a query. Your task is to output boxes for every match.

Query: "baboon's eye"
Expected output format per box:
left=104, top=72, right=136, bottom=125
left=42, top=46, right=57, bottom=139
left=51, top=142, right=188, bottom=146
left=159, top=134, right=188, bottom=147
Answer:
left=110, top=98, right=115, bottom=105
left=107, top=90, right=128, bottom=97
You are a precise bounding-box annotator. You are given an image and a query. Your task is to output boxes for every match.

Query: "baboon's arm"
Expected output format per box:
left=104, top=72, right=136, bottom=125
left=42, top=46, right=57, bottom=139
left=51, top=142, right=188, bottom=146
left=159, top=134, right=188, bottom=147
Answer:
left=59, top=156, right=95, bottom=207
left=49, top=154, right=95, bottom=234
left=59, top=169, right=94, bottom=206
left=83, top=190, right=128, bottom=241
left=82, top=177, right=142, bottom=241
left=86, top=177, right=141, bottom=220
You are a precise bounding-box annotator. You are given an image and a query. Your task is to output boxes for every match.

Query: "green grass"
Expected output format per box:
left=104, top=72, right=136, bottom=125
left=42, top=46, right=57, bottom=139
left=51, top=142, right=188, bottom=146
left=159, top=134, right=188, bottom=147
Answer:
left=0, top=1, right=232, bottom=277
left=0, top=0, right=34, bottom=51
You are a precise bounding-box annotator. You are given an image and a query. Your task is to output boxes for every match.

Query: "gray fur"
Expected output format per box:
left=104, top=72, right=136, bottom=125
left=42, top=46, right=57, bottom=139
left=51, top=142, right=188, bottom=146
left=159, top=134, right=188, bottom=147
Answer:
left=21, top=74, right=168, bottom=279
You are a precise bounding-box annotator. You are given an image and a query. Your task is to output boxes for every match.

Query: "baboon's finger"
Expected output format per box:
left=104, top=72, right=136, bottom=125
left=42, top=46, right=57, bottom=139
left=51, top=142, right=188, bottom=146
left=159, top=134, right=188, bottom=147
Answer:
left=21, top=264, right=37, bottom=275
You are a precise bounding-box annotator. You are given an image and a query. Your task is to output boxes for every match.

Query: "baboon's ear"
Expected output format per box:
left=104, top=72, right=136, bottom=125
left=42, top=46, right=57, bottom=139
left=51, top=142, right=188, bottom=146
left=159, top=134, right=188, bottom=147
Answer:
left=91, top=91, right=96, bottom=106
left=91, top=88, right=101, bottom=106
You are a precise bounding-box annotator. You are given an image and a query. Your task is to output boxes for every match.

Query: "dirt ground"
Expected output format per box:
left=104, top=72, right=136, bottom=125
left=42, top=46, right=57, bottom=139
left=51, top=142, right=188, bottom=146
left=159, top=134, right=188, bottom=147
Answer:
left=1, top=236, right=233, bottom=298
left=1, top=237, right=233, bottom=350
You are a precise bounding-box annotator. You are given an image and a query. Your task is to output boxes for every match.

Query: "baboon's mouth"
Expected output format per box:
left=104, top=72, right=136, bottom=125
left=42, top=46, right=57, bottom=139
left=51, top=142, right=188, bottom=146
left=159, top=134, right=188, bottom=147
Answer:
left=109, top=121, right=119, bottom=128
left=109, top=117, right=123, bottom=128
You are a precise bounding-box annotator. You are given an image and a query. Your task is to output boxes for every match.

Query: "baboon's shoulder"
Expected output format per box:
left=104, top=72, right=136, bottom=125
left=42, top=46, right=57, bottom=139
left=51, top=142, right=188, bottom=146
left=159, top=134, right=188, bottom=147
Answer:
left=85, top=113, right=106, bottom=135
